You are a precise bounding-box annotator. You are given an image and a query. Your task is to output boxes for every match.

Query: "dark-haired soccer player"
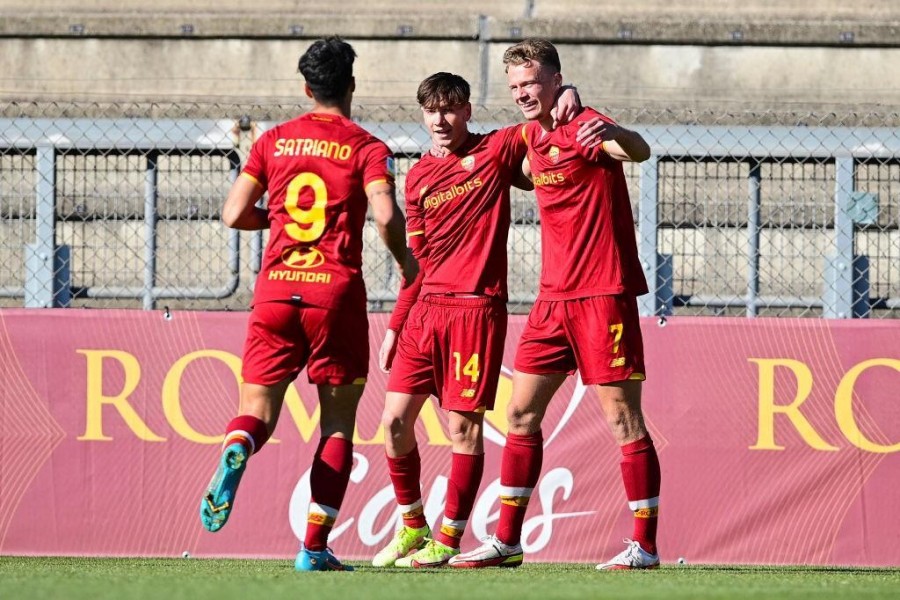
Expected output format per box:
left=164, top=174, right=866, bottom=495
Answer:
left=450, top=39, right=661, bottom=570
left=371, top=73, right=584, bottom=568
left=199, top=36, right=413, bottom=572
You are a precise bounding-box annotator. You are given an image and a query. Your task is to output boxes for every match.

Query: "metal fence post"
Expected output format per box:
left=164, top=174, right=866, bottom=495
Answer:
left=823, top=157, right=855, bottom=318
left=747, top=160, right=762, bottom=317
left=143, top=152, right=158, bottom=310
left=638, top=156, right=660, bottom=316
left=25, top=144, right=70, bottom=308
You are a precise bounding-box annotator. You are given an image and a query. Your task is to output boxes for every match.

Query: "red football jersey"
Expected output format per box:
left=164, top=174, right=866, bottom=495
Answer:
left=403, top=126, right=527, bottom=301
left=242, top=113, right=395, bottom=309
left=523, top=107, right=648, bottom=300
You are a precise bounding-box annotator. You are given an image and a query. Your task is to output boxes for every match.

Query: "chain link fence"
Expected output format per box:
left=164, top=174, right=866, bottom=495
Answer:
left=1, top=102, right=898, bottom=317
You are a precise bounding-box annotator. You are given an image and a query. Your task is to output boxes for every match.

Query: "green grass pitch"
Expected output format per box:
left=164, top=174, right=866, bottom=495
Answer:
left=1, top=557, right=897, bottom=600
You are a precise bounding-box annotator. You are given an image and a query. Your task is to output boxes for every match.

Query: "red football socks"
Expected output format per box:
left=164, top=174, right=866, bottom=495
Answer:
left=495, top=431, right=543, bottom=546
left=620, top=434, right=661, bottom=555
left=387, top=447, right=428, bottom=529
left=304, top=436, right=353, bottom=551
left=435, top=452, right=484, bottom=548
left=223, top=415, right=270, bottom=455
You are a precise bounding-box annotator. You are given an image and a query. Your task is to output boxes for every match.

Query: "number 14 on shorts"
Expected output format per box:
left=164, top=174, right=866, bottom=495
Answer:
left=452, top=352, right=480, bottom=383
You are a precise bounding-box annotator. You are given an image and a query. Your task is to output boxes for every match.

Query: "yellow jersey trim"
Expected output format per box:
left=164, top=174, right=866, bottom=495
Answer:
left=365, top=178, right=388, bottom=193
left=241, top=172, right=262, bottom=186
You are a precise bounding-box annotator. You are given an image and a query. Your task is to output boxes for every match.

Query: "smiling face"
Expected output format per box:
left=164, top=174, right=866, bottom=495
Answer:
left=422, top=101, right=471, bottom=153
left=506, top=59, right=562, bottom=127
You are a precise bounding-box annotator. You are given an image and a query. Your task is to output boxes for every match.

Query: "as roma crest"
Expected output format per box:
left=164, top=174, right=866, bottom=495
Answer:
left=460, top=156, right=475, bottom=171
left=549, top=146, right=560, bottom=164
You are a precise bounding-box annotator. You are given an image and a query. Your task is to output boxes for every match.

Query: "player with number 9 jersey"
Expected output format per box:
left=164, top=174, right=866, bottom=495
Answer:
left=200, top=37, right=411, bottom=574
left=243, top=113, right=396, bottom=311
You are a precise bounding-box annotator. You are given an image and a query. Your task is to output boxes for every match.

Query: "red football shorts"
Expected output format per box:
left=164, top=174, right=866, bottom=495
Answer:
left=387, top=295, right=507, bottom=412
left=241, top=300, right=369, bottom=386
left=514, top=294, right=645, bottom=385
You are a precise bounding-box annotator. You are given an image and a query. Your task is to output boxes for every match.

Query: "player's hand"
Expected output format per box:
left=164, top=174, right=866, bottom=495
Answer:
left=428, top=144, right=450, bottom=158
left=379, top=329, right=399, bottom=373
left=575, top=117, right=620, bottom=149
left=551, top=85, right=582, bottom=129
left=399, top=254, right=420, bottom=288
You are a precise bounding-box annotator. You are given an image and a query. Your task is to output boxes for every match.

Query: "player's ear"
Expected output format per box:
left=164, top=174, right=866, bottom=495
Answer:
left=350, top=76, right=356, bottom=93
left=464, top=102, right=472, bottom=121
left=304, top=83, right=314, bottom=99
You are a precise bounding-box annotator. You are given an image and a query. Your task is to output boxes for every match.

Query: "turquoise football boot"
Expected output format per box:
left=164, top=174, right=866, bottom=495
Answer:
left=295, top=546, right=355, bottom=571
left=199, top=442, right=248, bottom=532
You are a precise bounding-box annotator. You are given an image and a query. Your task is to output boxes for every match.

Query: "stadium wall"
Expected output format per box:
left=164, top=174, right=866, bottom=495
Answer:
left=1, top=309, right=897, bottom=565
left=1, top=1, right=900, bottom=112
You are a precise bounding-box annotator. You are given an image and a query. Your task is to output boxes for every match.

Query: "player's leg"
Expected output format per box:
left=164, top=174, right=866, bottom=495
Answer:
left=569, top=294, right=660, bottom=570
left=451, top=299, right=571, bottom=568
left=372, top=390, right=431, bottom=567
left=594, top=379, right=660, bottom=570
left=372, top=301, right=437, bottom=566
left=200, top=381, right=287, bottom=532
left=200, top=302, right=301, bottom=532
left=294, top=304, right=368, bottom=572
left=398, top=296, right=502, bottom=567
left=399, top=409, right=484, bottom=567
left=450, top=371, right=565, bottom=568
left=295, top=382, right=364, bottom=571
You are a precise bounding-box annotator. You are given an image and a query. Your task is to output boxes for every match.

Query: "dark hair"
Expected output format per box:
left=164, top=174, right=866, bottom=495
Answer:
left=416, top=72, right=470, bottom=109
left=298, top=36, right=356, bottom=105
left=502, top=38, right=561, bottom=74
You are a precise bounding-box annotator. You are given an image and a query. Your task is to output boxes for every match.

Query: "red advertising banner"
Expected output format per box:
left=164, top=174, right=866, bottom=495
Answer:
left=0, top=309, right=897, bottom=565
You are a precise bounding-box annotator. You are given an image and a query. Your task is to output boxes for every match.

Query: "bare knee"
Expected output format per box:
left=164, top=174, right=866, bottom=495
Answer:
left=448, top=412, right=483, bottom=454
left=506, top=404, right=542, bottom=435
left=381, top=393, right=426, bottom=457
left=597, top=381, right=647, bottom=444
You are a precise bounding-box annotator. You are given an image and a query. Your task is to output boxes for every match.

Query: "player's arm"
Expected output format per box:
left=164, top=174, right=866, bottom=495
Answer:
left=551, top=84, right=583, bottom=129
left=576, top=119, right=651, bottom=163
left=381, top=233, right=426, bottom=373
left=222, top=173, right=268, bottom=230
left=367, top=181, right=418, bottom=285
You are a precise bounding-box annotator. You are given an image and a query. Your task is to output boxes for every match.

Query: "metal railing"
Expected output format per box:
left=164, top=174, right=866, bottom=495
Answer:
left=1, top=106, right=898, bottom=317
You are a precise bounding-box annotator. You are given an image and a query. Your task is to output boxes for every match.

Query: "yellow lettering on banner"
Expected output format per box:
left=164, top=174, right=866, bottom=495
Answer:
left=354, top=420, right=385, bottom=444
left=420, top=400, right=451, bottom=446
left=748, top=358, right=838, bottom=451
left=282, top=385, right=321, bottom=443
left=162, top=350, right=242, bottom=444
left=483, top=374, right=512, bottom=436
left=834, top=359, right=900, bottom=453
left=76, top=349, right=166, bottom=442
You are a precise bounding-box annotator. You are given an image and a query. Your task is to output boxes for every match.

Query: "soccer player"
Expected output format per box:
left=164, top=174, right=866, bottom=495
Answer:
left=371, top=72, right=583, bottom=568
left=449, top=39, right=662, bottom=570
left=199, top=36, right=413, bottom=572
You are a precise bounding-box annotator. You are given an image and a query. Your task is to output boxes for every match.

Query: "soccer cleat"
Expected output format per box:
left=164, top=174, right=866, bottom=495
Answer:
left=395, top=539, right=459, bottom=568
left=295, top=546, right=355, bottom=571
left=448, top=535, right=523, bottom=568
left=595, top=538, right=660, bottom=570
left=371, top=524, right=431, bottom=567
left=200, top=443, right=249, bottom=532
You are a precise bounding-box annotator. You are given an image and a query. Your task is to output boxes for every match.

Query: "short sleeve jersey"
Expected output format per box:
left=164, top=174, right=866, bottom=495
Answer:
left=523, top=107, right=648, bottom=300
left=242, top=113, right=395, bottom=309
left=404, top=126, right=527, bottom=301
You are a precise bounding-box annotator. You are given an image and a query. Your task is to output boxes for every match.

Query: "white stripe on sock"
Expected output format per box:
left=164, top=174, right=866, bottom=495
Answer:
left=628, top=496, right=660, bottom=510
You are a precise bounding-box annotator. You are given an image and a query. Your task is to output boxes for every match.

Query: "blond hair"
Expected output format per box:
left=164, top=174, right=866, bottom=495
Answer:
left=502, top=39, right=561, bottom=73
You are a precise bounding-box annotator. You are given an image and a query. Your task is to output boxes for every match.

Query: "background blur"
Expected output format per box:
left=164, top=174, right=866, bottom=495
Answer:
left=2, top=0, right=898, bottom=317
